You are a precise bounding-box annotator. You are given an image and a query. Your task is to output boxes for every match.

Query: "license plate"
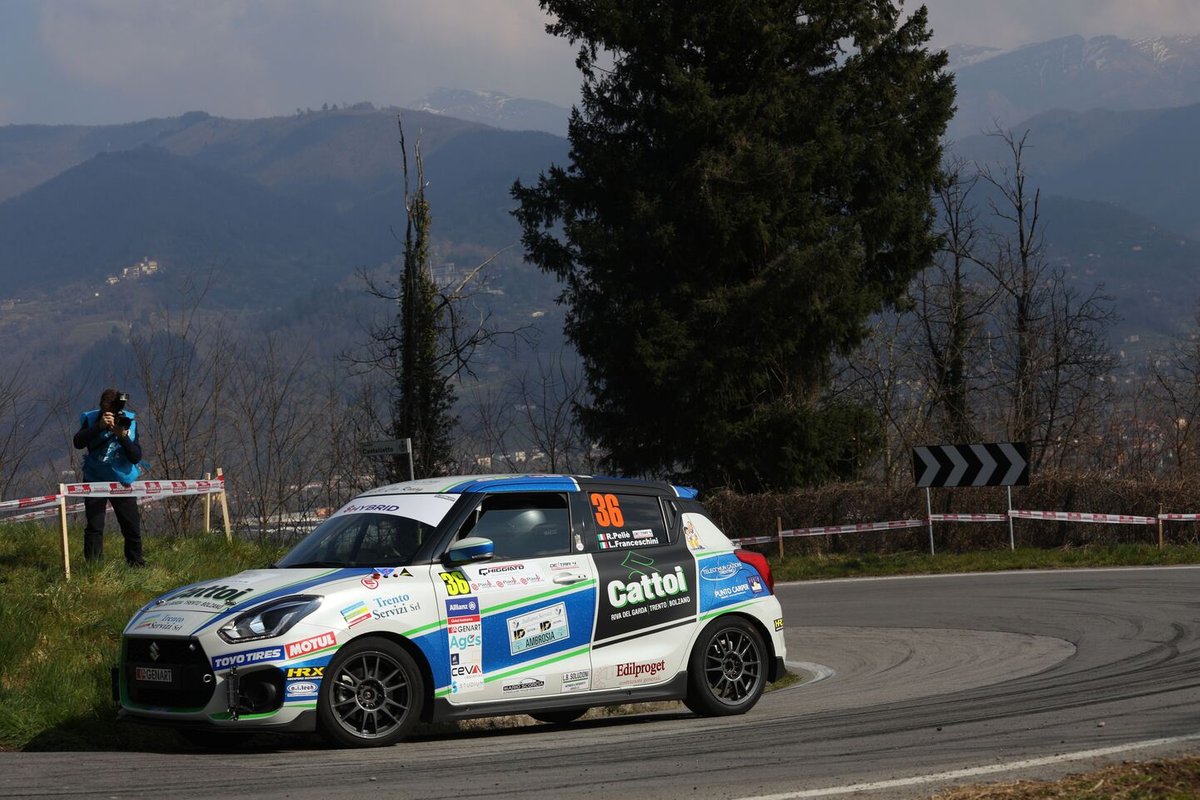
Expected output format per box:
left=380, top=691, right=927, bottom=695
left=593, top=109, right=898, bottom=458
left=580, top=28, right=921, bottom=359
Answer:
left=134, top=666, right=174, bottom=683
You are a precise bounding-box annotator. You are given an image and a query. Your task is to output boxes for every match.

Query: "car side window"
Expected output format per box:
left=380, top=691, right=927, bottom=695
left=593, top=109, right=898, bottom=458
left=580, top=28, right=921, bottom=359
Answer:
left=586, top=492, right=671, bottom=550
left=455, top=492, right=571, bottom=560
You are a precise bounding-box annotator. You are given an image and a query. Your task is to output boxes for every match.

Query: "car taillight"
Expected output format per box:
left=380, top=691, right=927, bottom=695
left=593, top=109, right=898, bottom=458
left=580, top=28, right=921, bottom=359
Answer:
left=735, top=548, right=774, bottom=593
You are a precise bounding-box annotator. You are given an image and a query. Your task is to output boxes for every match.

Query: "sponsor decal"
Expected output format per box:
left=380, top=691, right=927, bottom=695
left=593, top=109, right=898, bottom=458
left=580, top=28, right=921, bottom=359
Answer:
left=361, top=577, right=380, bottom=590
left=371, top=593, right=421, bottom=620
left=699, top=562, right=743, bottom=581
left=340, top=600, right=371, bottom=627
left=684, top=520, right=703, bottom=550
left=594, top=549, right=696, bottom=641
left=446, top=595, right=483, bottom=693
left=284, top=631, right=337, bottom=659
left=478, top=563, right=527, bottom=575
left=748, top=575, right=764, bottom=595
left=774, top=618, right=784, bottom=632
left=561, top=669, right=590, bottom=693
left=607, top=564, right=689, bottom=608
left=133, top=613, right=189, bottom=633
left=595, top=660, right=668, bottom=689
left=286, top=667, right=324, bottom=679
left=549, top=560, right=581, bottom=571
left=467, top=562, right=547, bottom=592
left=502, top=677, right=546, bottom=694
left=285, top=680, right=320, bottom=698
left=338, top=502, right=402, bottom=514
left=713, top=583, right=753, bottom=601
left=445, top=597, right=479, bottom=619
left=508, top=602, right=570, bottom=655
left=371, top=567, right=413, bottom=578
left=618, top=660, right=665, bottom=679
left=168, top=583, right=254, bottom=607
left=211, top=645, right=283, bottom=671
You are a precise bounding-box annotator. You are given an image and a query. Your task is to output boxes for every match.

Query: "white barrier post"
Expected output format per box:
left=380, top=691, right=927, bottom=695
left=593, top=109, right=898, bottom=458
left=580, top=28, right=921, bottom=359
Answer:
left=1008, top=486, right=1015, bottom=551
left=926, top=487, right=935, bottom=555
left=204, top=471, right=212, bottom=534
left=58, top=485, right=70, bottom=581
left=216, top=467, right=232, bottom=543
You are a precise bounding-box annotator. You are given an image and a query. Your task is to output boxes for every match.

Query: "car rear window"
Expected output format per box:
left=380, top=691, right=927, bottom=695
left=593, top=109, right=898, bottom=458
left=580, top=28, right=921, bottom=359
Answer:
left=588, top=492, right=671, bottom=550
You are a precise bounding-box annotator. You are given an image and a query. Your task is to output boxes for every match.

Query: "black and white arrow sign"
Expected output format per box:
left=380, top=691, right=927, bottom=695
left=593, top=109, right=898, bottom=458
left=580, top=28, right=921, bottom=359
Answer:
left=912, top=442, right=1029, bottom=487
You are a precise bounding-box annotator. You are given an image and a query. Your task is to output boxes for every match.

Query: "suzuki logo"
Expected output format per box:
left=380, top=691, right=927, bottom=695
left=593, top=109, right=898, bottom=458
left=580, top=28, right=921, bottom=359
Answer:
left=149, top=642, right=161, bottom=661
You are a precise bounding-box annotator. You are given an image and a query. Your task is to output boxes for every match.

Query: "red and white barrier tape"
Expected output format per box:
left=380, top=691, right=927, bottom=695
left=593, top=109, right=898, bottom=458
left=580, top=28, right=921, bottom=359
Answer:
left=63, top=477, right=224, bottom=498
left=0, top=494, right=60, bottom=513
left=929, top=513, right=1008, bottom=523
left=781, top=519, right=928, bottom=538
left=8, top=503, right=83, bottom=522
left=734, top=518, right=928, bottom=545
left=1161, top=513, right=1200, bottom=521
left=1009, top=509, right=1157, bottom=525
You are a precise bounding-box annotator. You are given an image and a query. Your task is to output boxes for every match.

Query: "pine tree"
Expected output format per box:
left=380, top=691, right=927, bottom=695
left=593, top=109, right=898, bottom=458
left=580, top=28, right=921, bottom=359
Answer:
left=513, top=0, right=955, bottom=490
left=392, top=124, right=456, bottom=479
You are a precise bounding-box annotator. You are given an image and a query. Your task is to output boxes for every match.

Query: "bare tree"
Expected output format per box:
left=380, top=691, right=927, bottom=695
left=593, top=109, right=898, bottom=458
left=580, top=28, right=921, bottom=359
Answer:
left=976, top=128, right=1117, bottom=470
left=129, top=285, right=233, bottom=535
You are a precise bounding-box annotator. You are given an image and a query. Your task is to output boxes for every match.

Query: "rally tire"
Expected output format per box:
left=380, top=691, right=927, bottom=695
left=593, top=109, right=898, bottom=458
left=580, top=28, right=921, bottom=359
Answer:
left=684, top=616, right=767, bottom=717
left=316, top=637, right=424, bottom=748
left=530, top=707, right=588, bottom=725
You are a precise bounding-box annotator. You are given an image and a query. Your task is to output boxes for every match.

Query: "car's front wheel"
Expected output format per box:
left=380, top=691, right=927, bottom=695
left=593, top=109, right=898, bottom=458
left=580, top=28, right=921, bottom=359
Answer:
left=317, top=637, right=424, bottom=748
left=684, top=616, right=767, bottom=716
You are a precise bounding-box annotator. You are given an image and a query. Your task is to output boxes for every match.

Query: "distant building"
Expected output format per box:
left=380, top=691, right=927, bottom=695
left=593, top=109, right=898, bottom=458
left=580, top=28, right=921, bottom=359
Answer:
left=108, top=257, right=161, bottom=286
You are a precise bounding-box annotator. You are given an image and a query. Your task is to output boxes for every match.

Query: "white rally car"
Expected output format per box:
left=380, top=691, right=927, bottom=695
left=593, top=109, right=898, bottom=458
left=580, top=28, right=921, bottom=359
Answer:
left=116, top=475, right=786, bottom=747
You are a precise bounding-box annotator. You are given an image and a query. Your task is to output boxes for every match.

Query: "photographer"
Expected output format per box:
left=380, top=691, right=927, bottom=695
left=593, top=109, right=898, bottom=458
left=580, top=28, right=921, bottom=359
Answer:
left=73, top=388, right=146, bottom=567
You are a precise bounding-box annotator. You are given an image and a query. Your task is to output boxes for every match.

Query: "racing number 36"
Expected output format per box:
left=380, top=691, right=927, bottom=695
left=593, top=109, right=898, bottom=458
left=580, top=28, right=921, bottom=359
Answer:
left=439, top=570, right=471, bottom=596
left=590, top=493, right=625, bottom=528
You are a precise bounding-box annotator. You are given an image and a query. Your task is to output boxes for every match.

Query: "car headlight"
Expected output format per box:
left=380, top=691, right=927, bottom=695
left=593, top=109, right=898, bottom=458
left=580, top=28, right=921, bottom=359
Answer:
left=218, top=595, right=322, bottom=643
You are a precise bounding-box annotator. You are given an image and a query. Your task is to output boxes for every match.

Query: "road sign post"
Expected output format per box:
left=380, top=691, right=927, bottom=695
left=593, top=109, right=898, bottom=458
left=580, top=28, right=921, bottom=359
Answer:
left=913, top=442, right=1030, bottom=554
left=359, top=438, right=414, bottom=481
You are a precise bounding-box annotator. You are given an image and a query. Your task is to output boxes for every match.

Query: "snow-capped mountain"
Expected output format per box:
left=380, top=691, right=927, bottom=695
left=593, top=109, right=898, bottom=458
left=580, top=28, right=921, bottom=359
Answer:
left=948, top=34, right=1200, bottom=139
left=410, top=88, right=568, bottom=137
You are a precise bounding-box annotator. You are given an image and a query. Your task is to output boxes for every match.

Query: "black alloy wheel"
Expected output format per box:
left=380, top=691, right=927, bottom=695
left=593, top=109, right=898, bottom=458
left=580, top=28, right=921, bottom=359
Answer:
left=684, top=616, right=767, bottom=716
left=317, top=637, right=424, bottom=748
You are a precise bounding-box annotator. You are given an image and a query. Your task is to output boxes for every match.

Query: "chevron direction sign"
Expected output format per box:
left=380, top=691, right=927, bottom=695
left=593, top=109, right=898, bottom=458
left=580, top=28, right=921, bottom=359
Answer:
left=912, top=442, right=1029, bottom=488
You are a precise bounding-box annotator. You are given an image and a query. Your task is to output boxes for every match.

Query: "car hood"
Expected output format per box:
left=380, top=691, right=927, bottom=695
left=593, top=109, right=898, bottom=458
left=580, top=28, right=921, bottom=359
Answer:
left=124, top=566, right=361, bottom=636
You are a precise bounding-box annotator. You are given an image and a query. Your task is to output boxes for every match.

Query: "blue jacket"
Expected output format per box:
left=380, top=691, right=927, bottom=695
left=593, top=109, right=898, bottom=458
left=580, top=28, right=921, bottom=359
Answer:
left=75, top=408, right=143, bottom=485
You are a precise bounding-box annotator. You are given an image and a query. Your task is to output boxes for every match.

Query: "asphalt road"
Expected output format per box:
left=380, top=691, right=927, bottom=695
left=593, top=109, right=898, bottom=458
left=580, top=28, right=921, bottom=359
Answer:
left=4, top=566, right=1200, bottom=799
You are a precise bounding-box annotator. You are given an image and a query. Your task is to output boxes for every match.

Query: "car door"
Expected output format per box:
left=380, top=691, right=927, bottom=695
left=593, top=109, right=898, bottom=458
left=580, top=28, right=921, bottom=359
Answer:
left=583, top=488, right=698, bottom=691
left=435, top=490, right=597, bottom=703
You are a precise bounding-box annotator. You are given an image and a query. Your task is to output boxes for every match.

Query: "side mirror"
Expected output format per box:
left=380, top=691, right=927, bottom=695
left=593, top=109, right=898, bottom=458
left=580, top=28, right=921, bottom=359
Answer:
left=446, top=536, right=494, bottom=565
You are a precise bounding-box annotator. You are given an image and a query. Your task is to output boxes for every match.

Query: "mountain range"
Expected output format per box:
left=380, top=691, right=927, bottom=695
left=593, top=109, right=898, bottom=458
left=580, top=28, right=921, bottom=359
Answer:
left=2, top=31, right=1200, bottom=394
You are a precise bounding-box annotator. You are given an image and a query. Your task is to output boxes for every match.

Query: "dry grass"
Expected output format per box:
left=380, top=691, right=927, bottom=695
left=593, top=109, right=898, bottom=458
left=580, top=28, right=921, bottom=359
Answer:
left=934, top=756, right=1200, bottom=799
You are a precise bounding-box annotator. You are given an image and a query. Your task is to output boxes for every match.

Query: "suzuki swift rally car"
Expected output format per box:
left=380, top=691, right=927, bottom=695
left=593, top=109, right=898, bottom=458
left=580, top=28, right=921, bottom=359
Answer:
left=116, top=475, right=786, bottom=747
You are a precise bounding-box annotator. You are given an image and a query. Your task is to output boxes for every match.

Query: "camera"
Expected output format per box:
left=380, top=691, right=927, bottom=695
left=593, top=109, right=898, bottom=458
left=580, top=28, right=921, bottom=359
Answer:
left=113, top=392, right=132, bottom=430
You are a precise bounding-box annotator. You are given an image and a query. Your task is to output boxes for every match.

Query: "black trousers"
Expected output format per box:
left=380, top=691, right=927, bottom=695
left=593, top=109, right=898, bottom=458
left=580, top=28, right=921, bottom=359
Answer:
left=83, top=495, right=144, bottom=566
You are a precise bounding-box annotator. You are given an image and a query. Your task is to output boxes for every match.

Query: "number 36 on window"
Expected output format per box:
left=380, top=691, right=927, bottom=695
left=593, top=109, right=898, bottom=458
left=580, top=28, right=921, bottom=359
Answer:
left=590, top=493, right=625, bottom=528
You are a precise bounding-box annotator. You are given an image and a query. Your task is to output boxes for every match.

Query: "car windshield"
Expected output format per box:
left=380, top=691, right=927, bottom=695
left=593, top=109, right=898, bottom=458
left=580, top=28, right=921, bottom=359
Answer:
left=277, top=495, right=457, bottom=568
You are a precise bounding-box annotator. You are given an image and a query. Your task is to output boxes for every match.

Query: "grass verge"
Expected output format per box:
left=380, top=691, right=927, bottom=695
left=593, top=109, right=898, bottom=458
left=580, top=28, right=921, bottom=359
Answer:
left=933, top=755, right=1200, bottom=798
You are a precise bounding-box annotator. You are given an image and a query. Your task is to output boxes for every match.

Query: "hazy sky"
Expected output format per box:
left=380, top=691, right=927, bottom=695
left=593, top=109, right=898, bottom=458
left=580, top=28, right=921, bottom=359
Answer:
left=3, top=0, right=1200, bottom=127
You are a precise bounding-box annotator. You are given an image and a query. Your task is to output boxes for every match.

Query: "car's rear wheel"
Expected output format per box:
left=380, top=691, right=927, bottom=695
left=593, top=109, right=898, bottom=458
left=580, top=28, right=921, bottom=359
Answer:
left=684, top=616, right=766, bottom=716
left=529, top=707, right=588, bottom=725
left=317, top=637, right=424, bottom=748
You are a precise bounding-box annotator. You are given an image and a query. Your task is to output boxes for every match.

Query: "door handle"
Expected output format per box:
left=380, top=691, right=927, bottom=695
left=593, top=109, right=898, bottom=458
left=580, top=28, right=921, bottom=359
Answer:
left=552, top=573, right=586, bottom=585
